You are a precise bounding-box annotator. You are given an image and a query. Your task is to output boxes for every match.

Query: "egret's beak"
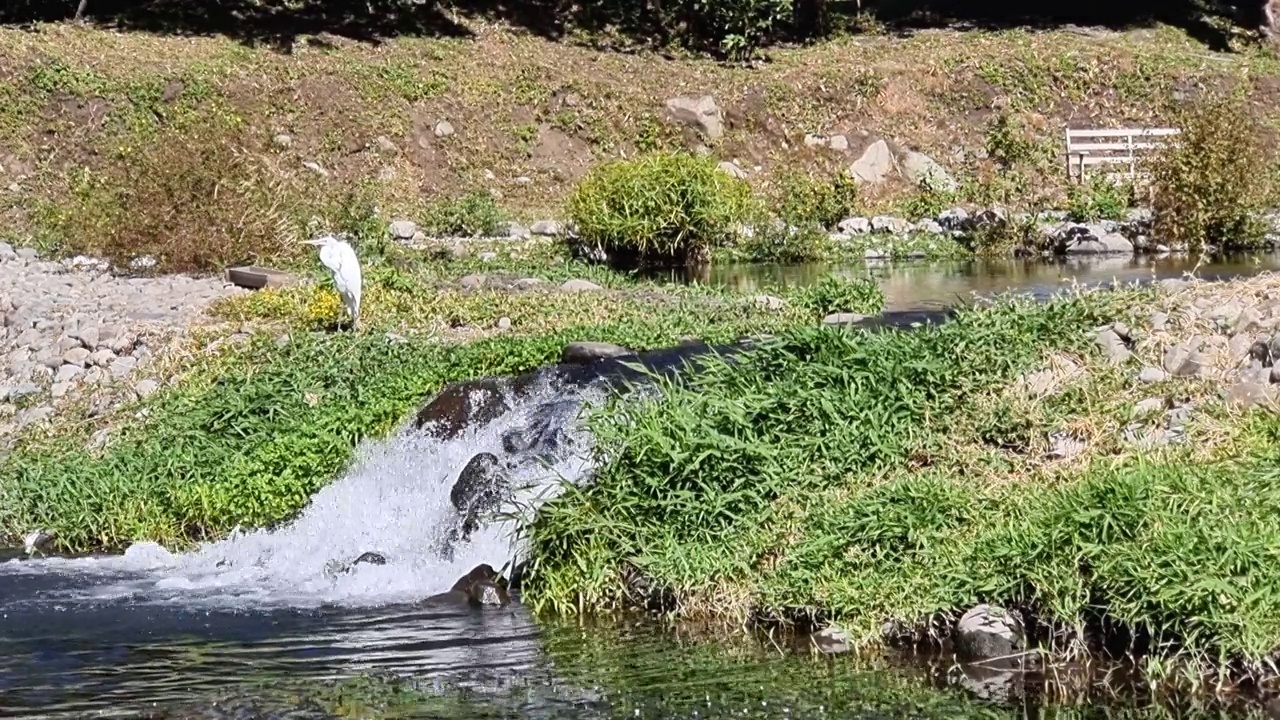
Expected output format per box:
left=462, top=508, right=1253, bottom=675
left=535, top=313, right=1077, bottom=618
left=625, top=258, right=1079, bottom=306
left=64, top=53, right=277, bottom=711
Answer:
left=300, top=239, right=324, bottom=245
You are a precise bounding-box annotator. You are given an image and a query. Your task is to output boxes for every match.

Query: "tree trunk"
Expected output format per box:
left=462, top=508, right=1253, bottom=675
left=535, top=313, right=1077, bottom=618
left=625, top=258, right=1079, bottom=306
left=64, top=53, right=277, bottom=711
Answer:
left=74, top=0, right=89, bottom=21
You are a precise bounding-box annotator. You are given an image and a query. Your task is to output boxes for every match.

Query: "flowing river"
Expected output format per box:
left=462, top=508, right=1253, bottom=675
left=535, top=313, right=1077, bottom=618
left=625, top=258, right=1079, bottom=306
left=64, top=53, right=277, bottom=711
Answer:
left=2, top=252, right=1278, bottom=719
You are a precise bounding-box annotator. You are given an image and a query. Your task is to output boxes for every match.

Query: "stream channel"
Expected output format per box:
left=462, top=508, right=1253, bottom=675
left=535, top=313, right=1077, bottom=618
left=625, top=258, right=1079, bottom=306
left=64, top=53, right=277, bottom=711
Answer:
left=3, top=252, right=1279, bottom=719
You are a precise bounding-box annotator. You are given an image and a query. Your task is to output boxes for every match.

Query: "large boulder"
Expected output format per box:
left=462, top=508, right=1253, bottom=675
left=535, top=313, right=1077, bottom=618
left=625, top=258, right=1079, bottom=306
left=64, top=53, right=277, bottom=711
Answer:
left=954, top=604, right=1025, bottom=659
left=900, top=150, right=958, bottom=193
left=848, top=139, right=894, bottom=183
left=663, top=95, right=723, bottom=141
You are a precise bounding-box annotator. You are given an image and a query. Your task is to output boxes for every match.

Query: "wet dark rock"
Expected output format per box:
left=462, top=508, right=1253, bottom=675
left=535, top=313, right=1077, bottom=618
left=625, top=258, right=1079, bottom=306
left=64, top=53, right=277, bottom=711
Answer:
left=500, top=400, right=578, bottom=458
left=561, top=341, right=633, bottom=365
left=448, top=452, right=511, bottom=546
left=954, top=604, right=1024, bottom=659
left=414, top=379, right=513, bottom=440
left=450, top=563, right=511, bottom=607
left=352, top=551, right=386, bottom=566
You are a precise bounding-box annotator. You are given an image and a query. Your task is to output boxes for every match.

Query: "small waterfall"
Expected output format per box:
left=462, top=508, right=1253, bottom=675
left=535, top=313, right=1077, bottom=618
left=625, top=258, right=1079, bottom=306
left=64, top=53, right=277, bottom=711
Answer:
left=0, top=373, right=605, bottom=610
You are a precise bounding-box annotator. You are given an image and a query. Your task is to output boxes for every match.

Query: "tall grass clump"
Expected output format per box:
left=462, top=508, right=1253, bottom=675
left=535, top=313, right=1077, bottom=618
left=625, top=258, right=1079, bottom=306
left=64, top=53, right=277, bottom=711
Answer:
left=520, top=288, right=1280, bottom=674
left=789, top=275, right=883, bottom=316
left=37, top=120, right=307, bottom=272
left=420, top=190, right=507, bottom=238
left=523, top=292, right=1130, bottom=610
left=1149, top=92, right=1275, bottom=251
left=567, top=151, right=752, bottom=265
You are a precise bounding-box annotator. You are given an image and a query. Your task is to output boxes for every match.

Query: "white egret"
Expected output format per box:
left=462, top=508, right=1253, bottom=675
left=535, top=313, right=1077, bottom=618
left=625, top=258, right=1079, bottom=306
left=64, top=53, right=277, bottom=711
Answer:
left=301, top=235, right=362, bottom=329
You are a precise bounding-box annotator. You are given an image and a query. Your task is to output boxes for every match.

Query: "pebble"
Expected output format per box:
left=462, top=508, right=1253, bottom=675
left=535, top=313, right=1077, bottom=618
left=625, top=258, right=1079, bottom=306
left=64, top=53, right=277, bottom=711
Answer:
left=496, top=317, right=512, bottom=331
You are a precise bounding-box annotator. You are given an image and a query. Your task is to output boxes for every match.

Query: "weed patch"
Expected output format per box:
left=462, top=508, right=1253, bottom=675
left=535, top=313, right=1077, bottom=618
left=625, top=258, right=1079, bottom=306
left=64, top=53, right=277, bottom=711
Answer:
left=567, top=152, right=752, bottom=265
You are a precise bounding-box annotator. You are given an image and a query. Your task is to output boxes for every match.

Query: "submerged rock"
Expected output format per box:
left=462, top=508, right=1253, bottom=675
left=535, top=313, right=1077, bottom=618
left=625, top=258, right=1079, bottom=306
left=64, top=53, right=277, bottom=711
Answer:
left=450, top=563, right=512, bottom=607
left=954, top=604, right=1024, bottom=659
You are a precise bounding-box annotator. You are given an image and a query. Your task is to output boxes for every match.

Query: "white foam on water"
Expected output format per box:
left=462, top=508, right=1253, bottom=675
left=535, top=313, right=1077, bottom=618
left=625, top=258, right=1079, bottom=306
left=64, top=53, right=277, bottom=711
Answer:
left=1, top=379, right=602, bottom=610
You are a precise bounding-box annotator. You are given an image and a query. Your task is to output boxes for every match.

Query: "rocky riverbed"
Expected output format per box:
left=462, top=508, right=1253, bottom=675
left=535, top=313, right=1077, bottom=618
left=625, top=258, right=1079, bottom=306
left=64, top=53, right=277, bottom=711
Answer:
left=0, top=243, right=247, bottom=446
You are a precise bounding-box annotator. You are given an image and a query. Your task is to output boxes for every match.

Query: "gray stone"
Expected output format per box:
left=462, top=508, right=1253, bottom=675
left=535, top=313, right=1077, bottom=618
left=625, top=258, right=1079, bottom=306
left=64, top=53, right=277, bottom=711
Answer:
left=1160, top=278, right=1190, bottom=294
left=717, top=161, right=748, bottom=179
left=838, top=217, right=871, bottom=235
left=812, top=627, right=851, bottom=655
left=1138, top=366, right=1168, bottom=384
left=16, top=247, right=38, bottom=261
left=828, top=134, right=849, bottom=152
left=1095, top=329, right=1131, bottom=364
left=864, top=248, right=888, bottom=260
left=664, top=95, right=723, bottom=140
left=134, top=379, right=160, bottom=399
left=899, top=150, right=957, bottom=192
left=1225, top=381, right=1274, bottom=408
left=109, top=356, right=138, bottom=380
left=1163, top=344, right=1204, bottom=377
left=53, top=362, right=82, bottom=385
left=1097, top=232, right=1134, bottom=254
left=15, top=405, right=53, bottom=428
left=530, top=220, right=563, bottom=236
left=63, top=347, right=90, bottom=367
left=75, top=325, right=100, bottom=350
left=478, top=252, right=497, bottom=263
left=513, top=278, right=543, bottom=291
left=560, top=279, right=603, bottom=293
left=459, top=274, right=487, bottom=291
left=954, top=605, right=1024, bottom=659
left=1234, top=307, right=1264, bottom=335
left=272, top=133, right=293, bottom=148
left=504, top=222, right=531, bottom=239
left=561, top=341, right=632, bottom=364
left=753, top=295, right=787, bottom=312
left=390, top=220, right=417, bottom=240
left=433, top=120, right=455, bottom=138
left=1229, top=333, right=1256, bottom=359
left=914, top=219, right=945, bottom=235
left=870, top=215, right=909, bottom=234
left=1272, top=365, right=1280, bottom=384
left=1149, top=311, right=1169, bottom=332
left=8, top=382, right=39, bottom=401
left=848, top=139, right=894, bottom=184
left=822, top=312, right=871, bottom=327
left=496, top=317, right=512, bottom=331
left=50, top=381, right=73, bottom=399
left=89, top=349, right=116, bottom=367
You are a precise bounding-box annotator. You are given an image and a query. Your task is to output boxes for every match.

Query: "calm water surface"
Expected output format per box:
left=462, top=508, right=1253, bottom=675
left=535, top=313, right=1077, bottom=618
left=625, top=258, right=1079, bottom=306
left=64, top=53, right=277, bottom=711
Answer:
left=656, top=253, right=1280, bottom=310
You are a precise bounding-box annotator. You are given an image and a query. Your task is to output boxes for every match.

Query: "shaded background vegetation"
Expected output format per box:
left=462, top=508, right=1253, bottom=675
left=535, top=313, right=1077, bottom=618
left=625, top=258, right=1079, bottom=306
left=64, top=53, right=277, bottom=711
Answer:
left=1, top=0, right=1269, bottom=54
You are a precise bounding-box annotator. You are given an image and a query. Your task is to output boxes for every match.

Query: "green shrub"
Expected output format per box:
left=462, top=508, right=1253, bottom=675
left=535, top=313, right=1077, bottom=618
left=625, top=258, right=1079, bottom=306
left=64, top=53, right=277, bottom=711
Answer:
left=1149, top=92, right=1274, bottom=251
left=421, top=191, right=507, bottom=238
left=775, top=171, right=859, bottom=230
left=789, top=275, right=884, bottom=317
left=1066, top=176, right=1134, bottom=222
left=567, top=152, right=752, bottom=265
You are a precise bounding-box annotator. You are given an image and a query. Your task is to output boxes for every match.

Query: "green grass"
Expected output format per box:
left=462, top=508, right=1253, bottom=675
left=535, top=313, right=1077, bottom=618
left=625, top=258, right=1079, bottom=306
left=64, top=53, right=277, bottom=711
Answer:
left=0, top=261, right=796, bottom=551
left=520, top=282, right=1280, bottom=678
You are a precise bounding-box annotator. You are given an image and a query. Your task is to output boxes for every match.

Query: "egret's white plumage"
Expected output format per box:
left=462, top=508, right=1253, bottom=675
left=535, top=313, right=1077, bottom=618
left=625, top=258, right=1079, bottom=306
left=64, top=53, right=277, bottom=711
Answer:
left=302, top=235, right=362, bottom=328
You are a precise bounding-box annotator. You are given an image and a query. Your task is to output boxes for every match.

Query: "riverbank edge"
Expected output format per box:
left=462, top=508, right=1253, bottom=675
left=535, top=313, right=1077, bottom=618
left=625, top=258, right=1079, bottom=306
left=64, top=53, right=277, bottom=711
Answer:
left=518, top=273, right=1280, bottom=690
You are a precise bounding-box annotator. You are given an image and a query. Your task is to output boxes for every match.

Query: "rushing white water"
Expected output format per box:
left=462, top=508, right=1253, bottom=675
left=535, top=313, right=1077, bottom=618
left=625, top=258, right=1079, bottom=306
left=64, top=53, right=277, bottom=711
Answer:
left=0, top=377, right=602, bottom=610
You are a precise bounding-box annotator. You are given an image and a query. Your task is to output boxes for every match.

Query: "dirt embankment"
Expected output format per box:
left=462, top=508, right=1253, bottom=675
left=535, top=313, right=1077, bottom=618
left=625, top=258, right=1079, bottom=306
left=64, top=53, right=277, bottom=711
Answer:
left=0, top=21, right=1276, bottom=263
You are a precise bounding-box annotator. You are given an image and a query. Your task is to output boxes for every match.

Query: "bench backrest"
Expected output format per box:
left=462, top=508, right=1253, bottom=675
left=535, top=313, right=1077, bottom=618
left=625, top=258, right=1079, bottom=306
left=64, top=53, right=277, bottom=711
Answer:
left=1064, top=127, right=1180, bottom=184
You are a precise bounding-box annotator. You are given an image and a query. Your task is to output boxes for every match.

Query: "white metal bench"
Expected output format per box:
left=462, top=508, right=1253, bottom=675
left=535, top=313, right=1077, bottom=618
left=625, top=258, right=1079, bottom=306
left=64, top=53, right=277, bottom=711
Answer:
left=1064, top=127, right=1181, bottom=184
